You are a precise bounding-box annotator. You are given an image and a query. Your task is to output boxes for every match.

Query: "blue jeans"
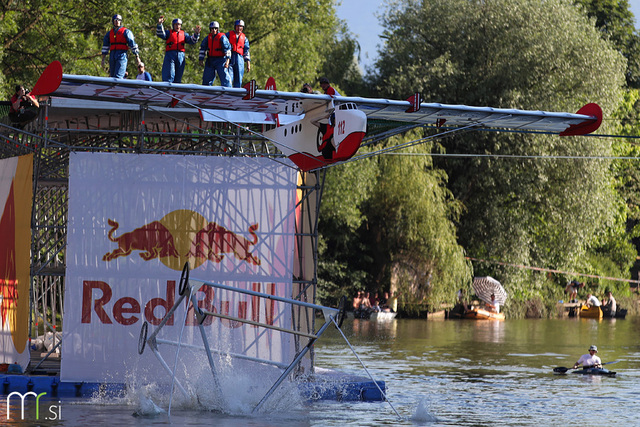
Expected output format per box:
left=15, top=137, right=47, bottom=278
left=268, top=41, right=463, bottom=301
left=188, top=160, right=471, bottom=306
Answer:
left=109, top=50, right=128, bottom=79
left=162, top=51, right=186, bottom=83
left=202, top=57, right=231, bottom=87
left=229, top=55, right=245, bottom=88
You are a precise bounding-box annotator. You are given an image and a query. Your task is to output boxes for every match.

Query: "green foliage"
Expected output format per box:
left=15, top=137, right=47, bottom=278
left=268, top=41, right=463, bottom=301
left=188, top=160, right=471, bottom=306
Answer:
left=0, top=0, right=358, bottom=97
left=573, top=0, right=640, bottom=88
left=317, top=134, right=472, bottom=311
left=372, top=0, right=632, bottom=305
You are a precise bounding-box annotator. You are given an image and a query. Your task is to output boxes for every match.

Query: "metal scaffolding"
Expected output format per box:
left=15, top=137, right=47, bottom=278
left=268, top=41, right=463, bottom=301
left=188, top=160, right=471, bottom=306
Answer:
left=0, top=99, right=324, bottom=365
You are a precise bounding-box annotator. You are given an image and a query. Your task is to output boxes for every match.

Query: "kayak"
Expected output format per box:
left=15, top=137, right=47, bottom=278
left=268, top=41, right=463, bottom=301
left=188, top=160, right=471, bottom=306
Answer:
left=572, top=367, right=616, bottom=377
left=578, top=305, right=603, bottom=319
left=553, top=366, right=616, bottom=376
left=462, top=307, right=505, bottom=320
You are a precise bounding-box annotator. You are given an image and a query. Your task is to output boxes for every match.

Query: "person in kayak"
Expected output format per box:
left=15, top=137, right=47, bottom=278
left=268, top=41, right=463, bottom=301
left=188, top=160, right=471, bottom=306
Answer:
left=572, top=345, right=602, bottom=369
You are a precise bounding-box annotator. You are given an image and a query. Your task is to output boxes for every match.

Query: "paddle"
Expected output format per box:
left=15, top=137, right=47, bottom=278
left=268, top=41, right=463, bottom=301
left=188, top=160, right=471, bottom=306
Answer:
left=553, top=360, right=619, bottom=373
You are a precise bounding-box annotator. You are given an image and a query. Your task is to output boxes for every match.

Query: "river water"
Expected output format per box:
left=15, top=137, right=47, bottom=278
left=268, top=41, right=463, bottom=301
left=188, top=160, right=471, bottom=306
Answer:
left=13, top=316, right=640, bottom=426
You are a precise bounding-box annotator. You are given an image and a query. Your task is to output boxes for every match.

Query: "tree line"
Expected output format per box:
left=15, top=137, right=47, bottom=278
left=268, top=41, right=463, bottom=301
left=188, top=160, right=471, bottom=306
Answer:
left=3, top=0, right=640, bottom=317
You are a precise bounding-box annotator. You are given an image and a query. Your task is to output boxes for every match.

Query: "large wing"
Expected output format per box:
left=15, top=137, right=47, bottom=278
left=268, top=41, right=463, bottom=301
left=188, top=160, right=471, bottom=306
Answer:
left=351, top=94, right=601, bottom=136
left=32, top=61, right=601, bottom=137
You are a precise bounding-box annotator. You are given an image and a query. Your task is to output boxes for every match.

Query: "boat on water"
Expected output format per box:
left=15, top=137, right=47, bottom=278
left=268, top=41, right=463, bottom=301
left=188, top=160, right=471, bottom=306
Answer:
left=553, top=366, right=616, bottom=377
left=578, top=305, right=603, bottom=319
left=573, top=367, right=616, bottom=376
left=603, top=307, right=627, bottom=319
left=463, top=307, right=505, bottom=320
left=448, top=277, right=507, bottom=320
left=350, top=310, right=397, bottom=320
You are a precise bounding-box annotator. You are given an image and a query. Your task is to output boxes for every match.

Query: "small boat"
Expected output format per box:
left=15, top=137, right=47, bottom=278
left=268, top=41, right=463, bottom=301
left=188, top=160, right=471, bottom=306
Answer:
left=572, top=367, right=616, bottom=377
left=578, top=305, right=603, bottom=319
left=349, top=310, right=397, bottom=320
left=462, top=307, right=505, bottom=320
left=553, top=360, right=619, bottom=376
left=602, top=307, right=627, bottom=319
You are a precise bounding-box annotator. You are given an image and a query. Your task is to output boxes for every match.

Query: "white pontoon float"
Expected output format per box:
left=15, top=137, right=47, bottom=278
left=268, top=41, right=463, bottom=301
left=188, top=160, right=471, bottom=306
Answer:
left=138, top=264, right=400, bottom=415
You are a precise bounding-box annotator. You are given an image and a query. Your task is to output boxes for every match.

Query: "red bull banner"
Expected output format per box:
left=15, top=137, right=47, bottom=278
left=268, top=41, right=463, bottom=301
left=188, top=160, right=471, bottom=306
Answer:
left=63, top=153, right=298, bottom=383
left=0, top=154, right=32, bottom=370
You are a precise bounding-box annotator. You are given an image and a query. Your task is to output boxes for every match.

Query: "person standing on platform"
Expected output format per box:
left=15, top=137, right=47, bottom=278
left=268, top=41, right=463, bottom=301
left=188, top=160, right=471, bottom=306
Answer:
left=101, top=14, right=141, bottom=79
left=226, top=19, right=251, bottom=88
left=156, top=16, right=201, bottom=83
left=199, top=21, right=231, bottom=87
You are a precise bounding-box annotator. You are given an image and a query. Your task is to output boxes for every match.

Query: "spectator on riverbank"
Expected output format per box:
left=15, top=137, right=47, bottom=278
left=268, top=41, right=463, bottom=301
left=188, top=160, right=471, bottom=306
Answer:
left=564, top=280, right=584, bottom=303
left=602, top=291, right=616, bottom=317
left=352, top=291, right=363, bottom=310
left=585, top=293, right=601, bottom=307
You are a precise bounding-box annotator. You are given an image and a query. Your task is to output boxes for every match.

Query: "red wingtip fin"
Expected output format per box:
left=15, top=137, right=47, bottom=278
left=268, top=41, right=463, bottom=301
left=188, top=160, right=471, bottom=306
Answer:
left=265, top=77, right=276, bottom=91
left=559, top=103, right=602, bottom=136
left=243, top=79, right=257, bottom=100
left=405, top=92, right=422, bottom=113
left=31, top=61, right=63, bottom=96
left=264, top=77, right=279, bottom=126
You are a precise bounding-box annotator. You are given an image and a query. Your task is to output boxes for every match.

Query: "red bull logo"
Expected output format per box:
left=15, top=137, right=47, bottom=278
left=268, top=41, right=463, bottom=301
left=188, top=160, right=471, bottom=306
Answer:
left=102, top=209, right=261, bottom=270
left=189, top=222, right=260, bottom=266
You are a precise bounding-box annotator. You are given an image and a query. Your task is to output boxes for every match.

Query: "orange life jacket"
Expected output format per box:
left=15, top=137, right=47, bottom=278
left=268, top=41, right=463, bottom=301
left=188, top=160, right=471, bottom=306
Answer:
left=165, top=30, right=186, bottom=52
left=110, top=27, right=128, bottom=51
left=207, top=32, right=225, bottom=57
left=228, top=31, right=246, bottom=56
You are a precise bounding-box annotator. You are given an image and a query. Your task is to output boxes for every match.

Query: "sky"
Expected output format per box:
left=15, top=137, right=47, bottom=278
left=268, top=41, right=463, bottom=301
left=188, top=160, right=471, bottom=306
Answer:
left=338, top=0, right=640, bottom=72
left=335, top=0, right=385, bottom=71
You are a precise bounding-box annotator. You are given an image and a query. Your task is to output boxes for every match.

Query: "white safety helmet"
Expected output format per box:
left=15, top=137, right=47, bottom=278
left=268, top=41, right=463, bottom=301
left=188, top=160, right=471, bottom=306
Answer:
left=209, top=21, right=219, bottom=29
left=589, top=345, right=598, bottom=352
left=172, top=18, right=182, bottom=26
left=235, top=19, right=245, bottom=27
left=112, top=14, right=122, bottom=24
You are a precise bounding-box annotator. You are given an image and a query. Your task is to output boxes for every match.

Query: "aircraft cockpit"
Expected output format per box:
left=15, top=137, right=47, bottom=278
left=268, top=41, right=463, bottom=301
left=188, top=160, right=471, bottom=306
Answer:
left=338, top=103, right=358, bottom=111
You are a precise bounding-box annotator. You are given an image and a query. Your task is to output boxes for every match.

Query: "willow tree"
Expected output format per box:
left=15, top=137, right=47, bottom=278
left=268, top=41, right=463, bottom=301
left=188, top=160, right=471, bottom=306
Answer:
left=372, top=0, right=629, bottom=297
left=318, top=136, right=472, bottom=313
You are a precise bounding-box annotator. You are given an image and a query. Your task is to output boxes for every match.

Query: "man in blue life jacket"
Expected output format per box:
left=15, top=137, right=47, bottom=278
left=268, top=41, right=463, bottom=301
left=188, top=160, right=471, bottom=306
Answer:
left=226, top=19, right=251, bottom=88
left=199, top=21, right=231, bottom=87
left=156, top=16, right=201, bottom=83
left=101, top=14, right=141, bottom=79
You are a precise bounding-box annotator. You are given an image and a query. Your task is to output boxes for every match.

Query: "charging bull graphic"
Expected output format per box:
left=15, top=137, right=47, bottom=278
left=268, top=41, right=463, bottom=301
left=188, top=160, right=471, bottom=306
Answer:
left=103, top=219, right=180, bottom=261
left=189, top=222, right=261, bottom=266
left=102, top=211, right=261, bottom=268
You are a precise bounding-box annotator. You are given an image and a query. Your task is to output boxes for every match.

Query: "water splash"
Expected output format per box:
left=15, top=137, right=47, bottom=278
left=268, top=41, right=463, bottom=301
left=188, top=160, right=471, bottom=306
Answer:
left=132, top=389, right=166, bottom=417
left=122, top=351, right=304, bottom=416
left=411, top=398, right=438, bottom=423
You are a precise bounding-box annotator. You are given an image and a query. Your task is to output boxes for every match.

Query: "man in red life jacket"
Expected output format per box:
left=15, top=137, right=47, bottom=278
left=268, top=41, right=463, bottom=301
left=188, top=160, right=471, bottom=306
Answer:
left=156, top=16, right=201, bottom=83
left=319, top=77, right=341, bottom=96
left=199, top=21, right=232, bottom=87
left=101, top=14, right=141, bottom=79
left=226, top=19, right=251, bottom=88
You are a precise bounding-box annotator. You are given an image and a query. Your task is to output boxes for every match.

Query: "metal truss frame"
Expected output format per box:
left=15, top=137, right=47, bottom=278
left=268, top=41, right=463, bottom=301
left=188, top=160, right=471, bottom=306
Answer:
left=0, top=101, right=324, bottom=366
